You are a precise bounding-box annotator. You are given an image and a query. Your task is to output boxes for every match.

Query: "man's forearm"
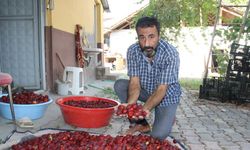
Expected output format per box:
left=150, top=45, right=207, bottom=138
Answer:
left=143, top=84, right=168, bottom=111
left=127, top=77, right=140, bottom=104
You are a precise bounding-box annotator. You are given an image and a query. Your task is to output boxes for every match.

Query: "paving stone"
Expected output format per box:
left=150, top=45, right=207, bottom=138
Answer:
left=195, top=127, right=210, bottom=134
left=171, top=125, right=179, bottom=131
left=213, top=118, right=224, bottom=123
left=188, top=144, right=206, bottom=150
left=202, top=141, right=222, bottom=150
left=227, top=133, right=246, bottom=142
left=178, top=124, right=193, bottom=130
left=188, top=117, right=203, bottom=123
left=182, top=129, right=197, bottom=137
left=219, top=140, right=240, bottom=147
left=212, top=132, right=232, bottom=142
left=241, top=130, right=250, bottom=139
left=229, top=121, right=246, bottom=127
left=205, top=125, right=220, bottom=131
left=235, top=126, right=248, bottom=134
left=199, top=133, right=216, bottom=141
left=201, top=119, right=216, bottom=126
left=185, top=136, right=201, bottom=144
left=222, top=118, right=235, bottom=123
left=186, top=114, right=197, bottom=118
left=240, top=114, right=250, bottom=121
left=170, top=132, right=185, bottom=141
left=217, top=123, right=230, bottom=129
left=195, top=112, right=206, bottom=117
left=246, top=124, right=250, bottom=130
left=236, top=142, right=250, bottom=150
left=220, top=145, right=241, bottom=150
left=222, top=128, right=237, bottom=134
left=191, top=107, right=202, bottom=112
left=177, top=119, right=190, bottom=125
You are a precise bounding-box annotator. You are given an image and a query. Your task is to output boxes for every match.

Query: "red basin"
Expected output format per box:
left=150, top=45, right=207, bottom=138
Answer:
left=56, top=96, right=119, bottom=128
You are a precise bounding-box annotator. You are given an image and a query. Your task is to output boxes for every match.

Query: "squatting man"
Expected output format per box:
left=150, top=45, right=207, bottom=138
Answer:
left=114, top=16, right=182, bottom=140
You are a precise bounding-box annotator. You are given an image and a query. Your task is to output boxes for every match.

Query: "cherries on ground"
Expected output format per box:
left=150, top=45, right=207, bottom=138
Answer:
left=11, top=131, right=180, bottom=150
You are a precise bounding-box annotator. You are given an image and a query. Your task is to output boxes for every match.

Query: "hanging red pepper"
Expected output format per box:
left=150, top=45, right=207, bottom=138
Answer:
left=75, top=24, right=84, bottom=68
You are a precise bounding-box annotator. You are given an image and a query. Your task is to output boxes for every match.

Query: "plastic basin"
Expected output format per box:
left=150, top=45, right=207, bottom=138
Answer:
left=0, top=94, right=53, bottom=120
left=56, top=96, right=119, bottom=128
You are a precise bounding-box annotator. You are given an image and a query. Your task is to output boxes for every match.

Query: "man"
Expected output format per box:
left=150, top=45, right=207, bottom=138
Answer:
left=114, top=16, right=182, bottom=140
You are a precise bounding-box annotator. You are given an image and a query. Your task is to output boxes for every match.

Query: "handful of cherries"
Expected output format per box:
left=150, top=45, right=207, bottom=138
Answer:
left=116, top=103, right=147, bottom=119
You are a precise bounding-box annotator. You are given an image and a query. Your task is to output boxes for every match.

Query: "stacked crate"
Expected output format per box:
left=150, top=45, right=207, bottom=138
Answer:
left=225, top=43, right=250, bottom=101
left=199, top=43, right=250, bottom=103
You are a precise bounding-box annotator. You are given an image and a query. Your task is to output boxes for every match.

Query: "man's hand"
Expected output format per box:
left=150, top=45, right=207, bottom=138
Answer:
left=115, top=103, right=148, bottom=120
left=142, top=108, right=150, bottom=118
left=132, top=107, right=150, bottom=120
left=115, top=103, right=128, bottom=117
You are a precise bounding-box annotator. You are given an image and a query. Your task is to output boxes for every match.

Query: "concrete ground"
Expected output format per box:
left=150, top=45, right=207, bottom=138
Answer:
left=0, top=79, right=250, bottom=150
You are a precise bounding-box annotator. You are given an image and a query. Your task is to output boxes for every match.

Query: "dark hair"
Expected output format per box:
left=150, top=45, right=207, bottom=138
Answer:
left=135, top=16, right=160, bottom=35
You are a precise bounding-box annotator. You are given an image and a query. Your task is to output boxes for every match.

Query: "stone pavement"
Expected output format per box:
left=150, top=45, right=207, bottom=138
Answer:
left=0, top=80, right=250, bottom=150
left=174, top=90, right=250, bottom=150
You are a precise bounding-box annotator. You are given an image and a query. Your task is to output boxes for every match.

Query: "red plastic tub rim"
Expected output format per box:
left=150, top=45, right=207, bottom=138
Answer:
left=56, top=96, right=120, bottom=110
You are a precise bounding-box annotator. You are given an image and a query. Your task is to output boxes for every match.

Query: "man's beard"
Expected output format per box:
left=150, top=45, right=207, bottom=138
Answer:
left=142, top=46, right=156, bottom=58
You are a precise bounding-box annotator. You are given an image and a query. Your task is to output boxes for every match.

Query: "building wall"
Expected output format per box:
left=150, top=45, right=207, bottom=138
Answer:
left=45, top=0, right=105, bottom=91
left=46, top=0, right=96, bottom=34
left=108, top=27, right=231, bottom=79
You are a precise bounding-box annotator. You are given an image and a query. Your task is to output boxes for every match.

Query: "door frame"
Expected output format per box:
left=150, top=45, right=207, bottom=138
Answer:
left=38, top=0, right=46, bottom=90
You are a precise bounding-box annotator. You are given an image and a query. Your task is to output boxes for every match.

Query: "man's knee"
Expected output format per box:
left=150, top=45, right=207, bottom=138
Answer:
left=114, top=79, right=128, bottom=92
left=113, top=79, right=129, bottom=103
left=113, top=79, right=122, bottom=91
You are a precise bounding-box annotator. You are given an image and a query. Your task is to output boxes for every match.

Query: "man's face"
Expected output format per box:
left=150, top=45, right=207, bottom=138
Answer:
left=137, top=26, right=159, bottom=58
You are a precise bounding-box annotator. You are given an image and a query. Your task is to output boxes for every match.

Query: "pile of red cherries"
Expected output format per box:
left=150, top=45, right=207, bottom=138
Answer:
left=63, top=100, right=117, bottom=108
left=0, top=91, right=49, bottom=104
left=11, top=131, right=180, bottom=150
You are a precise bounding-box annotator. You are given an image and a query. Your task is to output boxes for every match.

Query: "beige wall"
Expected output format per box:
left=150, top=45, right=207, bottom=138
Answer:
left=46, top=0, right=104, bottom=40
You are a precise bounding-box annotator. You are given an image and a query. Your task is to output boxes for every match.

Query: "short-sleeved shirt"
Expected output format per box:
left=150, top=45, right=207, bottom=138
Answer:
left=127, top=39, right=182, bottom=106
